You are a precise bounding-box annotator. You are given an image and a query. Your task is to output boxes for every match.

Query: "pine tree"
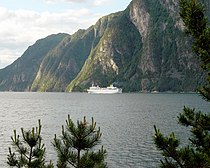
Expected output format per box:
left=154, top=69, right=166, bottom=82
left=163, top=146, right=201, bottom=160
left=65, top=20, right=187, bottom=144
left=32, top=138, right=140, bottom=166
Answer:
left=53, top=115, right=107, bottom=168
left=179, top=0, right=210, bottom=101
left=153, top=0, right=210, bottom=167
left=7, top=120, right=53, bottom=168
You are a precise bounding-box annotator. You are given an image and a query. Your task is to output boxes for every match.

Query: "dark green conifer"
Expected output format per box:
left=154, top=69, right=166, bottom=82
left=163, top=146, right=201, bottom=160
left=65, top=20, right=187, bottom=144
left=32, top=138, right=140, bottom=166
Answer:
left=154, top=0, right=210, bottom=167
left=179, top=0, right=210, bottom=101
left=7, top=120, right=53, bottom=168
left=53, top=115, right=107, bottom=168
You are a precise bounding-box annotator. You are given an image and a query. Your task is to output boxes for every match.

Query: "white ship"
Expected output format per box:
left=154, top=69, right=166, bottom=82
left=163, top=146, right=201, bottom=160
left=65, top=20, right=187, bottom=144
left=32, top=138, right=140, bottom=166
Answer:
left=87, top=84, right=122, bottom=94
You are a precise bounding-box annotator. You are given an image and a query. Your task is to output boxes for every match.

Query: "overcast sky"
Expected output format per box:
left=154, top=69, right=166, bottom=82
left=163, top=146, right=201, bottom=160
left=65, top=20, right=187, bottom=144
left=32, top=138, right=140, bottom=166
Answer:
left=0, top=0, right=131, bottom=69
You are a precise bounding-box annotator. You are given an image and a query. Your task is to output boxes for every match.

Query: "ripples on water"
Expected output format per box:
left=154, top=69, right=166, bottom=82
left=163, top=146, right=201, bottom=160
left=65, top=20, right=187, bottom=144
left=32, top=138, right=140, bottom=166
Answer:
left=0, top=92, right=209, bottom=167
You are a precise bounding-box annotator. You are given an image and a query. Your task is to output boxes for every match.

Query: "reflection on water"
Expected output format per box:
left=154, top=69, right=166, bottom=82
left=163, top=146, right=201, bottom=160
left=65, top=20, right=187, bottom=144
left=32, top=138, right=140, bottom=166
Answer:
left=0, top=92, right=208, bottom=167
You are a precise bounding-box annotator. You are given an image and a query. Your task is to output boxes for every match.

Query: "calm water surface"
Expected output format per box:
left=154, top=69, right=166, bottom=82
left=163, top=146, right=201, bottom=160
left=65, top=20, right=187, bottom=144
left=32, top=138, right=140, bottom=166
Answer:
left=0, top=92, right=209, bottom=168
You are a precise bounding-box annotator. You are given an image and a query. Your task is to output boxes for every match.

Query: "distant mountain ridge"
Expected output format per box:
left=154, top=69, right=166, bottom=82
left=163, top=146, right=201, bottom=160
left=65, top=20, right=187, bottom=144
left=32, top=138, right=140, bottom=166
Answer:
left=0, top=0, right=208, bottom=92
left=0, top=33, right=68, bottom=91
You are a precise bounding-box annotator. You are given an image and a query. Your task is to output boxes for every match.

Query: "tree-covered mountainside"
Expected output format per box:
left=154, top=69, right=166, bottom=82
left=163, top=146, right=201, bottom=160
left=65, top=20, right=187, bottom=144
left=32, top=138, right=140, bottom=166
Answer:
left=67, top=0, right=207, bottom=92
left=0, top=33, right=68, bottom=91
left=30, top=28, right=95, bottom=92
left=66, top=11, right=143, bottom=92
left=0, top=0, right=208, bottom=92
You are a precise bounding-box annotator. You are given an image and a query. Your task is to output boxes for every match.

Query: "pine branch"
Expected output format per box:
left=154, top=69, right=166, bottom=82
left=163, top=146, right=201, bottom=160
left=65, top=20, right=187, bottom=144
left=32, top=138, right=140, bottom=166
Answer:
left=154, top=126, right=184, bottom=168
left=54, top=116, right=106, bottom=168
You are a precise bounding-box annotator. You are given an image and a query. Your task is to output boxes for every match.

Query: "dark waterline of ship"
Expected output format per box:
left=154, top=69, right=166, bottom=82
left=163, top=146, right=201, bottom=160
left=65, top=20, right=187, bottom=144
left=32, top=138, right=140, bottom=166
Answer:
left=0, top=92, right=209, bottom=167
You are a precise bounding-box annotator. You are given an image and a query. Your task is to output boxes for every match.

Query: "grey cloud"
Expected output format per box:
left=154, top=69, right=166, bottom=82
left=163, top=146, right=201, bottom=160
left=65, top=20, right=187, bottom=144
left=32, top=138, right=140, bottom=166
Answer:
left=0, top=6, right=101, bottom=68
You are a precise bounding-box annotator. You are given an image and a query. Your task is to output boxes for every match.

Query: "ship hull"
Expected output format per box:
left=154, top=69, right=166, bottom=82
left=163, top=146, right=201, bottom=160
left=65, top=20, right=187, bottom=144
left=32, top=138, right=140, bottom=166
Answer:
left=87, top=89, right=122, bottom=94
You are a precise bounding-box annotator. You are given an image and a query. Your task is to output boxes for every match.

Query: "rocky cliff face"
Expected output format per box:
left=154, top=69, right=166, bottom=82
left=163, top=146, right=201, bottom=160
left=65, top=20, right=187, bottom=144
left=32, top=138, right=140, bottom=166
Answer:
left=67, top=11, right=142, bottom=92
left=0, top=0, right=206, bottom=92
left=67, top=0, right=205, bottom=92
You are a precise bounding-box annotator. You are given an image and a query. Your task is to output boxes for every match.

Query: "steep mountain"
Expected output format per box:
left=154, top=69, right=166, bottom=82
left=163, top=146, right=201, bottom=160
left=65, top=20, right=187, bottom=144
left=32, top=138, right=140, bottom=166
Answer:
left=0, top=33, right=68, bottom=91
left=66, top=11, right=143, bottom=92
left=0, top=0, right=208, bottom=92
left=67, top=0, right=206, bottom=92
left=30, top=28, right=95, bottom=91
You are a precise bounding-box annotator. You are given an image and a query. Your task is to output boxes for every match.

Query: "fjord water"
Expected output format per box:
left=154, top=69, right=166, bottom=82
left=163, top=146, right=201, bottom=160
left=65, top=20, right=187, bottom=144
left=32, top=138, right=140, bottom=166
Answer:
left=0, top=92, right=209, bottom=167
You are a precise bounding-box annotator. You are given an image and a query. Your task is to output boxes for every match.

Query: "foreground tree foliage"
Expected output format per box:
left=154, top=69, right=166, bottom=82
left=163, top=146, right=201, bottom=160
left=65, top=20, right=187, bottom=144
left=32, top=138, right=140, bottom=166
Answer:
left=7, top=120, right=53, bottom=168
left=7, top=116, right=107, bottom=168
left=154, top=107, right=210, bottom=167
left=154, top=0, right=210, bottom=167
left=179, top=0, right=210, bottom=101
left=53, top=115, right=107, bottom=168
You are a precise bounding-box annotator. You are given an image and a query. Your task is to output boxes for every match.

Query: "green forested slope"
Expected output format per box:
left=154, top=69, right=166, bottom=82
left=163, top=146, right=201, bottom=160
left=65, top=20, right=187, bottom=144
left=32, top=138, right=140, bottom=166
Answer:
left=31, top=28, right=95, bottom=91
left=67, top=0, right=206, bottom=92
left=67, top=11, right=142, bottom=92
left=0, top=33, right=68, bottom=91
